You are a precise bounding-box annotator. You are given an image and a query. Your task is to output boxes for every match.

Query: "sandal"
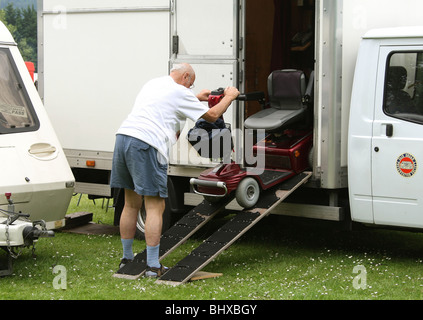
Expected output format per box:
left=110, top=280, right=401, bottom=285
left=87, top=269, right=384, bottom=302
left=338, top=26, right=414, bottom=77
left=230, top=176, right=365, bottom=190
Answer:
left=145, top=264, right=169, bottom=278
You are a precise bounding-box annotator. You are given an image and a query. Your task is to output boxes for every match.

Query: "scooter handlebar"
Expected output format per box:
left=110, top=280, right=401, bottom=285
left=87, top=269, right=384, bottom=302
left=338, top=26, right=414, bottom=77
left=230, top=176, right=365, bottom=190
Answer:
left=210, top=88, right=265, bottom=102
left=237, top=91, right=265, bottom=102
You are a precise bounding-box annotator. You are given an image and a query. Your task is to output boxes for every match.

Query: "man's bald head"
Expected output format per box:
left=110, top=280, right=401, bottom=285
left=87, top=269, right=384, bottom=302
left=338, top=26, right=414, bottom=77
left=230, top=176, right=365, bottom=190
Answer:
left=170, top=63, right=196, bottom=89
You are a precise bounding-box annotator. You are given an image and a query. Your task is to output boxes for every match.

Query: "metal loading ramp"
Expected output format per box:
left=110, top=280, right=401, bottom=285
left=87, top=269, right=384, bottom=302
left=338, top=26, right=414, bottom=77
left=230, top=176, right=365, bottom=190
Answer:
left=113, top=195, right=235, bottom=280
left=156, top=172, right=312, bottom=286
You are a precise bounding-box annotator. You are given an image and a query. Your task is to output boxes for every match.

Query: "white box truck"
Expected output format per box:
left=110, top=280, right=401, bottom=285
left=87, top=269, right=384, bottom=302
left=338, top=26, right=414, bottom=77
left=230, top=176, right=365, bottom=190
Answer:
left=38, top=0, right=423, bottom=235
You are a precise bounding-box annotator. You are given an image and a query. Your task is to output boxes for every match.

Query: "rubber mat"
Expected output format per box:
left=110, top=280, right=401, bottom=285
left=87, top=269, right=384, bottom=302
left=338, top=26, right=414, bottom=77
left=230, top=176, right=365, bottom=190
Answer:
left=259, top=170, right=294, bottom=187
left=158, top=211, right=260, bottom=283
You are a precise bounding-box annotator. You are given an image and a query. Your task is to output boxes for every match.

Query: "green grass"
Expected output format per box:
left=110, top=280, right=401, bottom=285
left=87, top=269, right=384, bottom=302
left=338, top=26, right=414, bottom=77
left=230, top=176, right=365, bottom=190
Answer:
left=2, top=194, right=423, bottom=300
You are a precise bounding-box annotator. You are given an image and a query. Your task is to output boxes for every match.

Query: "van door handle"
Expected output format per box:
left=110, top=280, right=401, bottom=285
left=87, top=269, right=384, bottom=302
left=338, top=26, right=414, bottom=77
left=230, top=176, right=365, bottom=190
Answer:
left=386, top=124, right=393, bottom=137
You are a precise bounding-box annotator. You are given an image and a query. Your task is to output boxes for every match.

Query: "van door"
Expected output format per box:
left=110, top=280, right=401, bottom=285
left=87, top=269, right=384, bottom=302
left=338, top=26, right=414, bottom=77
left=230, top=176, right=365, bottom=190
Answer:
left=169, top=0, right=242, bottom=167
left=40, top=0, right=171, bottom=154
left=372, top=47, right=423, bottom=228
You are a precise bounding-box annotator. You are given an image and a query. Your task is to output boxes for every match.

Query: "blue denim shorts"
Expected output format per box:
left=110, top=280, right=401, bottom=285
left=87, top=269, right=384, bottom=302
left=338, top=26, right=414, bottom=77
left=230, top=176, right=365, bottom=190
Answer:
left=110, top=134, right=168, bottom=198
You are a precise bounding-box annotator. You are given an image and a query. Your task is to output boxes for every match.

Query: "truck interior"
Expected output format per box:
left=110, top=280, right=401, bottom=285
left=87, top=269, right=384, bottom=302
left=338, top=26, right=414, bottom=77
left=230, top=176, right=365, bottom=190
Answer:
left=244, top=0, right=315, bottom=119
left=189, top=0, right=316, bottom=209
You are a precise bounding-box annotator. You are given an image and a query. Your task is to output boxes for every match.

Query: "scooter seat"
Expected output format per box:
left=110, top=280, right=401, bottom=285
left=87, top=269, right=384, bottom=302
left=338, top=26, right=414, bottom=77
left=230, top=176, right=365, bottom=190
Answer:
left=244, top=107, right=305, bottom=132
left=243, top=69, right=309, bottom=133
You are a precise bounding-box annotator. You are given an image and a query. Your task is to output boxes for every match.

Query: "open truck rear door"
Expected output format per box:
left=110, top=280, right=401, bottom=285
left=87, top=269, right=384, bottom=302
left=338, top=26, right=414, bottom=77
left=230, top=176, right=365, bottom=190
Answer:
left=169, top=0, right=243, bottom=168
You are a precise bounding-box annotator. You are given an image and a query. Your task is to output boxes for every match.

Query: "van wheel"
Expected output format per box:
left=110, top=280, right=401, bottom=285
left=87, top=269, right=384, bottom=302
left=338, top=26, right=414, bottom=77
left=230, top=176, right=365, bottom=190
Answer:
left=235, top=177, right=260, bottom=209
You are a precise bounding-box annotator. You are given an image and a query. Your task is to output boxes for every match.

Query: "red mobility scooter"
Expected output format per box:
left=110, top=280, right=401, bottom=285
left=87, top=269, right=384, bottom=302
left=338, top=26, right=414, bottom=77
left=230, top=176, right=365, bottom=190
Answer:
left=189, top=69, right=314, bottom=209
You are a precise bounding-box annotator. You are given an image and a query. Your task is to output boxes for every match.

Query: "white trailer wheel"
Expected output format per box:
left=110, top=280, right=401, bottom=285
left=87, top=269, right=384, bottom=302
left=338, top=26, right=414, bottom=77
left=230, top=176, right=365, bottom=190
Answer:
left=235, top=177, right=260, bottom=209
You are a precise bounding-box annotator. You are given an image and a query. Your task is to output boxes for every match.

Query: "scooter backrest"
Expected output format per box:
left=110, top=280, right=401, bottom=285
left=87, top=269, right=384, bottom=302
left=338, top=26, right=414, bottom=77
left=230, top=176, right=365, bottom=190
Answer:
left=268, top=69, right=306, bottom=110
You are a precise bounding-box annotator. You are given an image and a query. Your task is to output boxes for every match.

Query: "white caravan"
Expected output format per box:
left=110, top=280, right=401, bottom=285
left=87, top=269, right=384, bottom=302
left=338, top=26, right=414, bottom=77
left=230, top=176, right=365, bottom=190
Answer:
left=0, top=21, right=75, bottom=230
left=38, top=0, right=423, bottom=235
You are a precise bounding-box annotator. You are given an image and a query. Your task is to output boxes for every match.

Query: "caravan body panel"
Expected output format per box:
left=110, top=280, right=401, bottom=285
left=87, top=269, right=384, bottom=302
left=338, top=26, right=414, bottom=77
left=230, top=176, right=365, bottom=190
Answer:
left=0, top=21, right=74, bottom=229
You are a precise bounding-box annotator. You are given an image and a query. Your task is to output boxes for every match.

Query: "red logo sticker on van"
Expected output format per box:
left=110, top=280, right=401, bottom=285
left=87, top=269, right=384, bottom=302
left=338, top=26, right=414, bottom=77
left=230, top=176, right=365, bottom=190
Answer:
left=396, top=153, right=417, bottom=178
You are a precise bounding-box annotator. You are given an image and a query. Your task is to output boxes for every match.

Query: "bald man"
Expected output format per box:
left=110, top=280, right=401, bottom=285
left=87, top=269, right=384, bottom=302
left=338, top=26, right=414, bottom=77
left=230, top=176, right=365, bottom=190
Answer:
left=111, top=63, right=239, bottom=277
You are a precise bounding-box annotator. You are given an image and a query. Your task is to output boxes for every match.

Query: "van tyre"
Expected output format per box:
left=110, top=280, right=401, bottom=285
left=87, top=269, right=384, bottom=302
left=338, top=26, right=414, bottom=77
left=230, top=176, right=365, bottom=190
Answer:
left=235, top=177, right=260, bottom=209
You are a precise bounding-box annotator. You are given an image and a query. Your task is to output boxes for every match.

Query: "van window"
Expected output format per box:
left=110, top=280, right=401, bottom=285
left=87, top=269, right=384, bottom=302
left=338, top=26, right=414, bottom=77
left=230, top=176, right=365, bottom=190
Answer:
left=0, top=48, right=39, bottom=134
left=384, top=52, right=423, bottom=125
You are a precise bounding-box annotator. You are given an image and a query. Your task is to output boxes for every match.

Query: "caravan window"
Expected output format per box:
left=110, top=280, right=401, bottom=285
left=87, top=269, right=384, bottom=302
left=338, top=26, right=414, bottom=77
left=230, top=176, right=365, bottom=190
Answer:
left=0, top=48, right=39, bottom=134
left=384, top=52, right=423, bottom=125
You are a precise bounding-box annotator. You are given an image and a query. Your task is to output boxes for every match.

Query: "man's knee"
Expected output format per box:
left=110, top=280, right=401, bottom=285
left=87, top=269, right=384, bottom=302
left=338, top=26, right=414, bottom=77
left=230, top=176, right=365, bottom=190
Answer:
left=124, top=189, right=143, bottom=210
left=144, top=196, right=165, bottom=215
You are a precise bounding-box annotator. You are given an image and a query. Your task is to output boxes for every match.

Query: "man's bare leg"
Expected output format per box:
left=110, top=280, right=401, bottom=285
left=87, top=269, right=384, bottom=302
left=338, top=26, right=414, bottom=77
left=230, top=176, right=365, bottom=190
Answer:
left=144, top=195, right=166, bottom=274
left=119, top=189, right=143, bottom=262
left=144, top=195, right=165, bottom=246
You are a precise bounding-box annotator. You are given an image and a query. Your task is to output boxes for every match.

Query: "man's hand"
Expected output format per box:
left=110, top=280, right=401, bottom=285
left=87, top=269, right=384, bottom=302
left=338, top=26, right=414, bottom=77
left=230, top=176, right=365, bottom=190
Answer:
left=196, top=89, right=211, bottom=102
left=201, top=86, right=241, bottom=123
left=224, top=86, right=240, bottom=100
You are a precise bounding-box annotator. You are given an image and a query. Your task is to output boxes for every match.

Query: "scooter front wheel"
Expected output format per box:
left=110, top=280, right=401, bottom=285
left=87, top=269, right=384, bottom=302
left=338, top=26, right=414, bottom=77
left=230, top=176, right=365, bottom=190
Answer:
left=235, top=177, right=260, bottom=209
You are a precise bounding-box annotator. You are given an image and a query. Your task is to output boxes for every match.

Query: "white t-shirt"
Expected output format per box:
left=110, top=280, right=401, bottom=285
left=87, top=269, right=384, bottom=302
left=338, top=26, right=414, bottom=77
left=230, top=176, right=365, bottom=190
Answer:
left=117, top=76, right=209, bottom=161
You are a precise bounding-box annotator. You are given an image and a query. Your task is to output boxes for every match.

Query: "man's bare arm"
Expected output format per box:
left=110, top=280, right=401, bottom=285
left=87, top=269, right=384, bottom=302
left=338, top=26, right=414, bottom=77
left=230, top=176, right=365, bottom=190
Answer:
left=201, top=87, right=240, bottom=123
left=196, top=89, right=211, bottom=102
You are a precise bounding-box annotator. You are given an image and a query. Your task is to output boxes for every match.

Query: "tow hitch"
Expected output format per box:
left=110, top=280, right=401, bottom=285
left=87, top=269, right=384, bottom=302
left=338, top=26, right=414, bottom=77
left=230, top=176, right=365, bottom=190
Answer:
left=0, top=193, right=55, bottom=276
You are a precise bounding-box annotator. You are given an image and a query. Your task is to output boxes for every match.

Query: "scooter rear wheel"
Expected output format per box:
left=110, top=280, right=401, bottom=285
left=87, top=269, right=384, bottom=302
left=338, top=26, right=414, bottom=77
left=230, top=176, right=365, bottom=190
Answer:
left=235, top=177, right=260, bottom=209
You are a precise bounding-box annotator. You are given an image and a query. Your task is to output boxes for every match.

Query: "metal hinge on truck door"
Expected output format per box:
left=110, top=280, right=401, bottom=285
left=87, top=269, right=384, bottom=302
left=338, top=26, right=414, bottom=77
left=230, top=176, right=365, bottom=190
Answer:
left=172, top=35, right=179, bottom=55
left=239, top=37, right=244, bottom=50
